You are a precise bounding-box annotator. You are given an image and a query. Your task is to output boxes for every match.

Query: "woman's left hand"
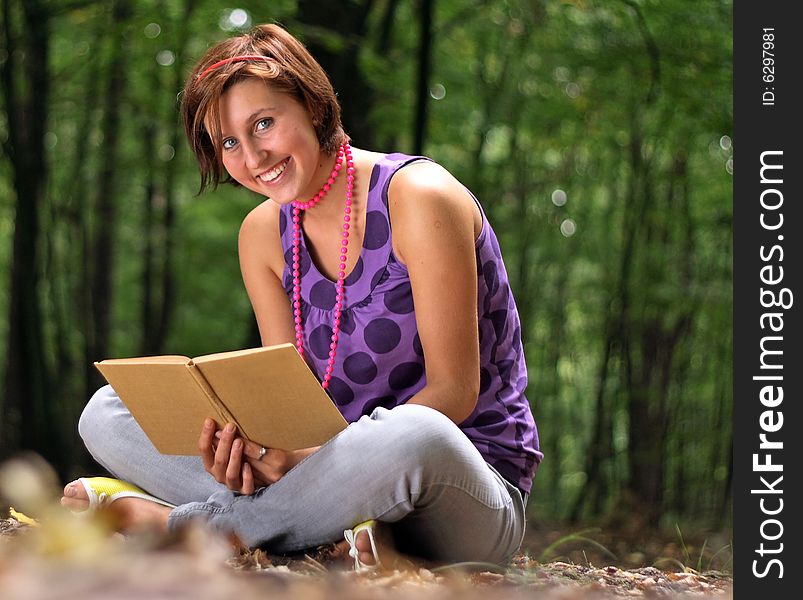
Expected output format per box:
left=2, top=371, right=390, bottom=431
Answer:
left=201, top=419, right=319, bottom=495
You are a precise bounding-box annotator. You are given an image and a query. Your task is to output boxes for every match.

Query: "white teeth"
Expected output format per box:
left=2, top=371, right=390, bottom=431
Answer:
left=259, top=159, right=288, bottom=183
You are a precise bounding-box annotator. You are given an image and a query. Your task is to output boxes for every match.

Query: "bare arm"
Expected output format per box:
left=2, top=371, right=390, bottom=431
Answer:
left=238, top=201, right=295, bottom=347
left=389, top=162, right=482, bottom=424
left=198, top=201, right=317, bottom=493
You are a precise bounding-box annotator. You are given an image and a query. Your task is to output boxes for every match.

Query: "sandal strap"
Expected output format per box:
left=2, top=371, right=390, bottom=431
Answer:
left=344, top=519, right=381, bottom=572
left=78, top=477, right=175, bottom=511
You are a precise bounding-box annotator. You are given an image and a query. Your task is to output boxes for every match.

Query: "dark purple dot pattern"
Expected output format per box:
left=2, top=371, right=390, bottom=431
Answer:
left=310, top=279, right=336, bottom=310
left=363, top=211, right=390, bottom=250
left=388, top=361, right=424, bottom=390
left=343, top=351, right=378, bottom=384
left=364, top=318, right=402, bottom=354
left=276, top=153, right=541, bottom=494
left=384, top=281, right=415, bottom=314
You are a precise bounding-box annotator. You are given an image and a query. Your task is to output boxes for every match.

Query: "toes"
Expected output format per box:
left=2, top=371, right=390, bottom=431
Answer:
left=63, top=480, right=88, bottom=500
left=60, top=495, right=89, bottom=511
left=61, top=480, right=90, bottom=511
left=359, top=549, right=376, bottom=565
left=355, top=529, right=372, bottom=552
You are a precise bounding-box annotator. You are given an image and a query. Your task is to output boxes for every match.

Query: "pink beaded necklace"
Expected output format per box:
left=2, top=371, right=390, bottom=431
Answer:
left=291, top=143, right=354, bottom=390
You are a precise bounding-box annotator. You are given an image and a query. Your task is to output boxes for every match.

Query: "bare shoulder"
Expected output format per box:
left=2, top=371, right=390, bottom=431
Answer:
left=387, top=160, right=482, bottom=256
left=238, top=199, right=285, bottom=278
left=388, top=160, right=463, bottom=202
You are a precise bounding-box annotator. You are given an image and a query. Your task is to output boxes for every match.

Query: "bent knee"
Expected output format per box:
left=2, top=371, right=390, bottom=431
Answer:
left=375, top=404, right=474, bottom=463
left=78, top=384, right=123, bottom=447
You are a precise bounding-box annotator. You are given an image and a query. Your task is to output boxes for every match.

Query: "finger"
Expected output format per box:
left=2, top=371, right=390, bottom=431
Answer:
left=241, top=439, right=268, bottom=461
left=225, top=438, right=244, bottom=489
left=244, top=455, right=275, bottom=486
left=213, top=422, right=237, bottom=481
left=241, top=462, right=255, bottom=495
left=199, top=418, right=217, bottom=471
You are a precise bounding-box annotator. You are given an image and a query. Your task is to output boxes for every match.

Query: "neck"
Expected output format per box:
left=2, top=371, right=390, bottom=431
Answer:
left=300, top=145, right=356, bottom=224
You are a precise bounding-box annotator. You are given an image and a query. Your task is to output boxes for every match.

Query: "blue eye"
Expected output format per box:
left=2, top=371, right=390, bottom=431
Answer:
left=222, top=138, right=237, bottom=150
left=256, top=118, right=273, bottom=131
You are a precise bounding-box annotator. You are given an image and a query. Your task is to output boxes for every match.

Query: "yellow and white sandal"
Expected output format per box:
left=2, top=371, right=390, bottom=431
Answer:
left=77, top=477, right=175, bottom=511
left=343, top=519, right=382, bottom=572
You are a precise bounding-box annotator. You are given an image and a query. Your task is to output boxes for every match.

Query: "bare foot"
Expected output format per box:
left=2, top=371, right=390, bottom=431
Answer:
left=61, top=480, right=171, bottom=534
left=335, top=527, right=378, bottom=567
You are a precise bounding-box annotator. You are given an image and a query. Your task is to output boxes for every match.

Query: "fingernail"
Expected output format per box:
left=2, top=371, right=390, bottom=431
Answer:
left=233, top=439, right=242, bottom=449
left=204, top=419, right=213, bottom=429
left=225, top=423, right=235, bottom=433
left=65, top=485, right=76, bottom=497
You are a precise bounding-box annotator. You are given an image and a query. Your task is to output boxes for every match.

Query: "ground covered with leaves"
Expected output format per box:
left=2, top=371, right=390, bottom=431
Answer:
left=0, top=514, right=732, bottom=599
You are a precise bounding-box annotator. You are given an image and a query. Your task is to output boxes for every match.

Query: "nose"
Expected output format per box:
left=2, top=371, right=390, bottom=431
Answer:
left=241, top=139, right=265, bottom=171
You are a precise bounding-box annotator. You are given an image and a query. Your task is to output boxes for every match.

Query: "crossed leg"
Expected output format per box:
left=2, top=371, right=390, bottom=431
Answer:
left=65, top=385, right=526, bottom=565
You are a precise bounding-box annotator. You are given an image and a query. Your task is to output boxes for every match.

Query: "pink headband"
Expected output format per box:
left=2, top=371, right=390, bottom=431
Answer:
left=197, top=55, right=275, bottom=82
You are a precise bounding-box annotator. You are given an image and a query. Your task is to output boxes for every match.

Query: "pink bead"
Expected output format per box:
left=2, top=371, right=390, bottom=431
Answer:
left=289, top=143, right=355, bottom=376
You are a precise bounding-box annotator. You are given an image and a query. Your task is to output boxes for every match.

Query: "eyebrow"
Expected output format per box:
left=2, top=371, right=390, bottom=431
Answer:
left=220, top=107, right=276, bottom=138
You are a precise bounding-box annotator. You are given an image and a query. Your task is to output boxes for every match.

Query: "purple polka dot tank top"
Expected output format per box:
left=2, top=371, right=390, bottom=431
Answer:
left=280, top=153, right=542, bottom=494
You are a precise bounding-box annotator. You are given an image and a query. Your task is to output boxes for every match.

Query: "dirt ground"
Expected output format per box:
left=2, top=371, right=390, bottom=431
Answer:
left=0, top=514, right=732, bottom=599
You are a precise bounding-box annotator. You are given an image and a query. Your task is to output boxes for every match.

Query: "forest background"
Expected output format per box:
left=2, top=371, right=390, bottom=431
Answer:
left=0, top=0, right=732, bottom=553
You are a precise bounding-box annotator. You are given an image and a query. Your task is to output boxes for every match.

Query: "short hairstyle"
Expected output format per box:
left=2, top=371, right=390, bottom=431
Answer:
left=181, top=23, right=347, bottom=193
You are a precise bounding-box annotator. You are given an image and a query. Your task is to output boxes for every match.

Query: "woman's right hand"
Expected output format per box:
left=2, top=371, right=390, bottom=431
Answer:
left=198, top=419, right=318, bottom=495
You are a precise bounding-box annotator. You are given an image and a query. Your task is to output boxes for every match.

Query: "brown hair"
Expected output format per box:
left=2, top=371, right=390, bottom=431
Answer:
left=181, top=23, right=347, bottom=193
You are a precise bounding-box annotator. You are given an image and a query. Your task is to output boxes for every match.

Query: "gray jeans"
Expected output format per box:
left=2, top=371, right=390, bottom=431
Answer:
left=79, top=385, right=528, bottom=564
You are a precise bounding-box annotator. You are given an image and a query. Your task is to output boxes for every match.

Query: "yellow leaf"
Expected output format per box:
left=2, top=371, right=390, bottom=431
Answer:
left=9, top=506, right=40, bottom=527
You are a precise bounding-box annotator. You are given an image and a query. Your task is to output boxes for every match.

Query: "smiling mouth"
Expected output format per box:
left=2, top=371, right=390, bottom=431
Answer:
left=258, top=158, right=289, bottom=183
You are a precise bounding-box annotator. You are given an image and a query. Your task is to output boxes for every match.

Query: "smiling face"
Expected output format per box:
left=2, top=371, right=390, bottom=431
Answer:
left=215, top=78, right=326, bottom=203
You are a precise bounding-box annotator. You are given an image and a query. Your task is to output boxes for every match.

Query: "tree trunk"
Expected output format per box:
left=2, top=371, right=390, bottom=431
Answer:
left=142, top=0, right=198, bottom=355
left=87, top=0, right=131, bottom=379
left=295, top=0, right=376, bottom=147
left=0, top=0, right=53, bottom=458
left=412, top=0, right=433, bottom=155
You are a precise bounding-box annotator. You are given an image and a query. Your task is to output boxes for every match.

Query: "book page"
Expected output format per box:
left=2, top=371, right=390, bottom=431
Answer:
left=193, top=344, right=347, bottom=450
left=94, top=361, right=215, bottom=454
left=97, top=355, right=190, bottom=364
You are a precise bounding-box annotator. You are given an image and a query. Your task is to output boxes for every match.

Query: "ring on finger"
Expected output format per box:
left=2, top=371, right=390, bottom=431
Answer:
left=258, top=446, right=267, bottom=460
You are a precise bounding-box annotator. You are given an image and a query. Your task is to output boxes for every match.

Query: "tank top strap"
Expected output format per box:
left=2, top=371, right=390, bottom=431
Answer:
left=278, top=152, right=431, bottom=309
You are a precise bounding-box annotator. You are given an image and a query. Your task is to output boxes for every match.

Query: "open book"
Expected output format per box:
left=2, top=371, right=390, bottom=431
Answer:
left=94, top=343, right=347, bottom=455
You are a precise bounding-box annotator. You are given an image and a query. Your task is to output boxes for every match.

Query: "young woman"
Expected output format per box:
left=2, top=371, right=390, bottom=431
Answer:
left=61, top=23, right=542, bottom=569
